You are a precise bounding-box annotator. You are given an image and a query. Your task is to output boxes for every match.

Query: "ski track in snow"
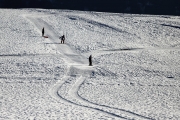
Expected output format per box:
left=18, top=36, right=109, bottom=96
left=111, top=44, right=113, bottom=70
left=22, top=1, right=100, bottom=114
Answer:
left=25, top=13, right=154, bottom=120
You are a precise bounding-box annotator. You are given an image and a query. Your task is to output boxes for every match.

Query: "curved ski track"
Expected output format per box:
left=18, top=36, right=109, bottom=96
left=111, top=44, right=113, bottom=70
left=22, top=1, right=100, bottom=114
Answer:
left=25, top=13, right=154, bottom=120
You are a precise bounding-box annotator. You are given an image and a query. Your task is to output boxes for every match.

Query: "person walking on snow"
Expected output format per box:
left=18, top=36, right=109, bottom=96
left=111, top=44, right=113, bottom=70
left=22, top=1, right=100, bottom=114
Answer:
left=60, top=35, right=65, bottom=44
left=89, top=55, right=92, bottom=66
left=42, top=27, right=44, bottom=36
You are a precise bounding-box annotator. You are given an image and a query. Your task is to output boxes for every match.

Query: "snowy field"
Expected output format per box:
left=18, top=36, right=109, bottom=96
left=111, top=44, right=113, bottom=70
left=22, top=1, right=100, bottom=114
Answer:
left=0, top=9, right=180, bottom=120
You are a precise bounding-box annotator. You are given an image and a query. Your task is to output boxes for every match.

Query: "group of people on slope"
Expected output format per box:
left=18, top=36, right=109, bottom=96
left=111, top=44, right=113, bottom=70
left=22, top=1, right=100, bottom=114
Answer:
left=42, top=27, right=93, bottom=66
left=42, top=27, right=65, bottom=44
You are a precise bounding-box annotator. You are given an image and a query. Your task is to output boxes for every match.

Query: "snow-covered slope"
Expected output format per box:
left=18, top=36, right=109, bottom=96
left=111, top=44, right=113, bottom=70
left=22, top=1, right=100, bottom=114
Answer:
left=0, top=9, right=180, bottom=120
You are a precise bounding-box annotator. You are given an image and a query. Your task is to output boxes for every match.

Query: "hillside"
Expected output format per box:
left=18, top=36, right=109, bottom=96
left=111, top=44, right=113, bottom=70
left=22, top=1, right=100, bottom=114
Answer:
left=0, top=9, right=180, bottom=120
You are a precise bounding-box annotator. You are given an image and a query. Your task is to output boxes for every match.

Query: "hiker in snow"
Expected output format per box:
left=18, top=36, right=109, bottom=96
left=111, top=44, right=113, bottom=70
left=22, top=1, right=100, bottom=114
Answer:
left=89, top=55, right=92, bottom=66
left=60, top=35, right=65, bottom=44
left=42, top=27, right=44, bottom=36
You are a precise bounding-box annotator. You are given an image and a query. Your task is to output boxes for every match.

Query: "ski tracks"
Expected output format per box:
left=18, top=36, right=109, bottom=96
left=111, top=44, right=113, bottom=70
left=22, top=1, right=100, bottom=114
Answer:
left=26, top=13, right=154, bottom=120
left=54, top=65, right=154, bottom=120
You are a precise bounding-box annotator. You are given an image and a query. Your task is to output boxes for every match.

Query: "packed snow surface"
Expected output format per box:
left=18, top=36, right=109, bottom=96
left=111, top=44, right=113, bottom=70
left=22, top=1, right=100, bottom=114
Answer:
left=0, top=9, right=180, bottom=120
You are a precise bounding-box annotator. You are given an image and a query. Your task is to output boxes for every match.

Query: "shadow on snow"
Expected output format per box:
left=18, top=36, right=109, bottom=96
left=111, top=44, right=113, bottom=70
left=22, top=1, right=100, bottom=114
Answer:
left=161, top=24, right=180, bottom=29
left=104, top=48, right=143, bottom=51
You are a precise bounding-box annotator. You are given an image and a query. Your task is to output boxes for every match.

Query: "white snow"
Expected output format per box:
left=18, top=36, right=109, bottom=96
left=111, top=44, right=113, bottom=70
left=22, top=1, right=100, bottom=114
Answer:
left=0, top=9, right=180, bottom=120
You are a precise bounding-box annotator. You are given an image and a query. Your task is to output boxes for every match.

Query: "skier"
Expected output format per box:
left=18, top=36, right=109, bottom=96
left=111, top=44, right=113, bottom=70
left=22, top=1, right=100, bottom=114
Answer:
left=42, top=27, right=44, bottom=36
left=89, top=55, right=92, bottom=66
left=60, top=35, right=65, bottom=44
